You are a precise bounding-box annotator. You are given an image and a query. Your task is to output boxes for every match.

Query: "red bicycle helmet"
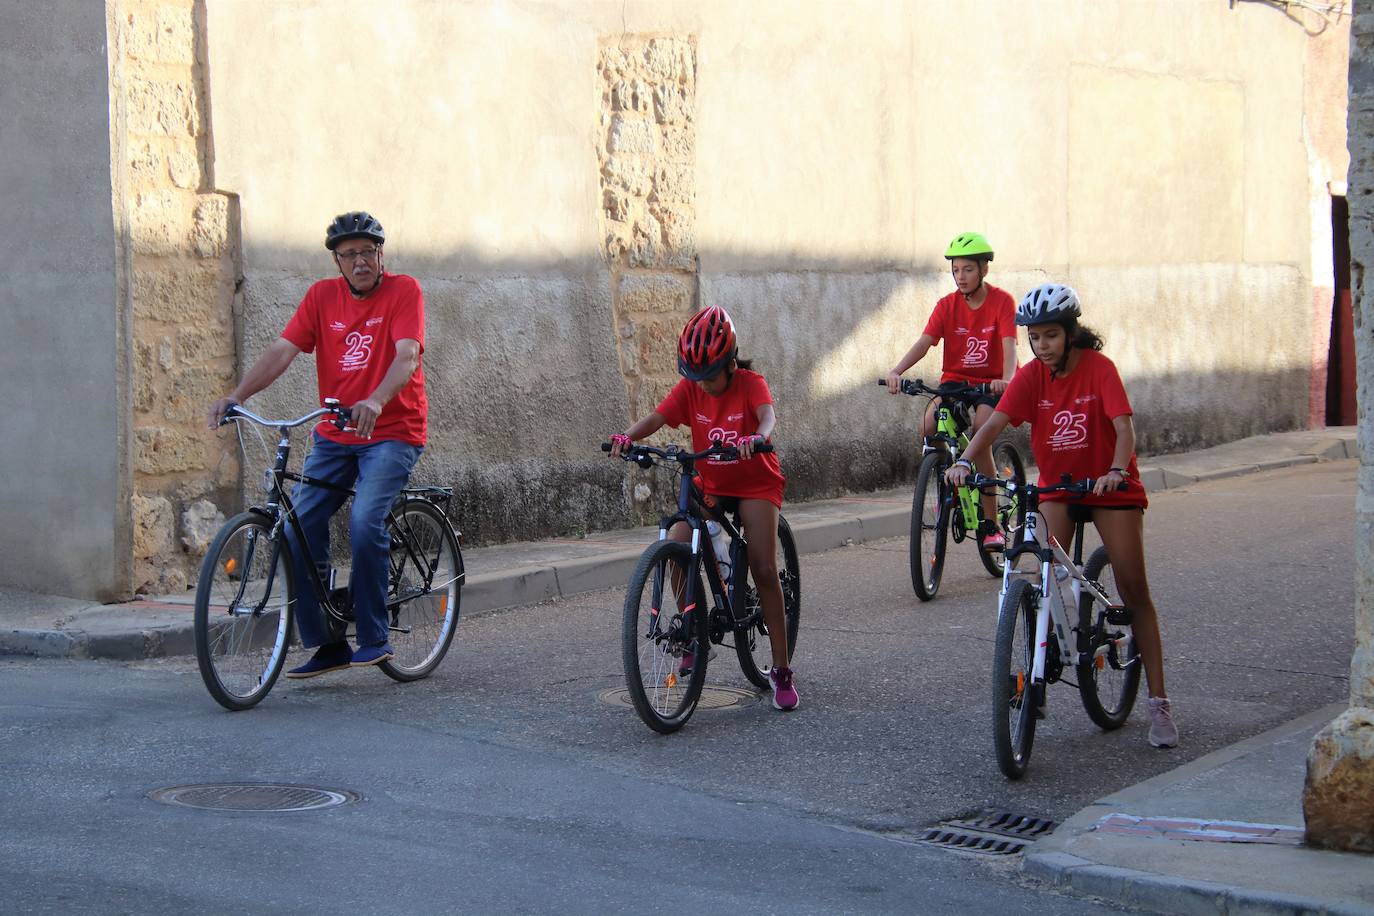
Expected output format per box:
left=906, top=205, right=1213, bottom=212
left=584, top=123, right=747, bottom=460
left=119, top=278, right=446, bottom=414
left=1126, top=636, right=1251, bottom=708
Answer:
left=677, top=306, right=738, bottom=380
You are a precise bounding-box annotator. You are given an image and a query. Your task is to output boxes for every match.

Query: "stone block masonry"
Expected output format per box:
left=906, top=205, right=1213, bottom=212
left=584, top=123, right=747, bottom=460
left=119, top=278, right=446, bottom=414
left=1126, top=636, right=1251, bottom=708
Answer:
left=115, top=0, right=237, bottom=595
left=598, top=34, right=698, bottom=520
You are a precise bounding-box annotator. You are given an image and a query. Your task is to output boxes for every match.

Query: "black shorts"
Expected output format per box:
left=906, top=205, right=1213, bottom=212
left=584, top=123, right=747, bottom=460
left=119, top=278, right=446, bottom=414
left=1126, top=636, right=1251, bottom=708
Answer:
left=972, top=390, right=1000, bottom=411
left=1065, top=503, right=1146, bottom=525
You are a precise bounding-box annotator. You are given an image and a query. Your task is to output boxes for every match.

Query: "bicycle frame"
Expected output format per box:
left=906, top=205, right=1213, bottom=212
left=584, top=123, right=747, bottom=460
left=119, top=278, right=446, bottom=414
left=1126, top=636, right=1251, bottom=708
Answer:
left=227, top=406, right=455, bottom=633
left=1001, top=488, right=1116, bottom=686
left=925, top=400, right=984, bottom=540
left=656, top=471, right=752, bottom=634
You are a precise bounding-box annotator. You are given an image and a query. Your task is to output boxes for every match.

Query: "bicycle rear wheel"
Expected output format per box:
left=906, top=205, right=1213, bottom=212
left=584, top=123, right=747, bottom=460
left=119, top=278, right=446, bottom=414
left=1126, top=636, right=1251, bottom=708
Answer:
left=194, top=512, right=294, bottom=711
left=992, top=579, right=1039, bottom=778
left=622, top=540, right=709, bottom=733
left=735, top=515, right=801, bottom=689
left=1076, top=546, right=1142, bottom=729
left=976, top=441, right=1028, bottom=577
left=379, top=499, right=463, bottom=682
left=910, top=450, right=950, bottom=601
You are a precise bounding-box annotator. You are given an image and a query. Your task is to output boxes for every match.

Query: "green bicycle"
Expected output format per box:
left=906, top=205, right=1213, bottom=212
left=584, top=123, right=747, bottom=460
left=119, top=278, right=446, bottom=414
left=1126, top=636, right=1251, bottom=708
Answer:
left=881, top=378, right=1026, bottom=601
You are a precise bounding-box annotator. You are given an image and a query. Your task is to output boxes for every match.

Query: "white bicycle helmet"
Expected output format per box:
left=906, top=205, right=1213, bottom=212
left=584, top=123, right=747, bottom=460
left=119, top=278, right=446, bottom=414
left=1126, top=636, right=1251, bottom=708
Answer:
left=1016, top=283, right=1082, bottom=326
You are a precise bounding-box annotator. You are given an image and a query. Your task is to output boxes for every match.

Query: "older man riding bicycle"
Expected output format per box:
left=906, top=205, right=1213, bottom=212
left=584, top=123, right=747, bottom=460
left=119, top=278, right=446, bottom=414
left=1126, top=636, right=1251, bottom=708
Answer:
left=207, top=211, right=428, bottom=677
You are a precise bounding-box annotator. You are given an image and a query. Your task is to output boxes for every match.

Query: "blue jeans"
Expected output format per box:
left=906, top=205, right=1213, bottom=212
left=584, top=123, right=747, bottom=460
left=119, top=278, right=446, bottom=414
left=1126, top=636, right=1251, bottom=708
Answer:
left=285, top=434, right=422, bottom=649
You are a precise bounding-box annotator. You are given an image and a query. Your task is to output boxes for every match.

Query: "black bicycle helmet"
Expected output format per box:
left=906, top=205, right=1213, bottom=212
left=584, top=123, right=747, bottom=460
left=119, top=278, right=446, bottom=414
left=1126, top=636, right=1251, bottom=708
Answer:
left=325, top=211, right=385, bottom=251
left=1016, top=283, right=1082, bottom=326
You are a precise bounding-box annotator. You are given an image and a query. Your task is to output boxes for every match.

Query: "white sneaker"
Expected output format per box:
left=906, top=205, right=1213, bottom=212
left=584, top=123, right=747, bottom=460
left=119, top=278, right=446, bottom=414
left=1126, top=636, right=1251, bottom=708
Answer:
left=1148, top=697, right=1179, bottom=748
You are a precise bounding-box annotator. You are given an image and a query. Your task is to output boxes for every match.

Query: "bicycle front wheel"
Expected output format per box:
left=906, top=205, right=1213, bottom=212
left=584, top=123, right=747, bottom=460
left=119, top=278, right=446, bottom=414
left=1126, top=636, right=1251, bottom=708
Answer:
left=910, top=450, right=950, bottom=601
left=1076, top=546, right=1142, bottom=729
left=734, top=515, right=801, bottom=689
left=379, top=499, right=463, bottom=682
left=976, top=440, right=1028, bottom=577
left=993, top=579, right=1039, bottom=778
left=194, top=512, right=294, bottom=711
left=622, top=540, right=709, bottom=733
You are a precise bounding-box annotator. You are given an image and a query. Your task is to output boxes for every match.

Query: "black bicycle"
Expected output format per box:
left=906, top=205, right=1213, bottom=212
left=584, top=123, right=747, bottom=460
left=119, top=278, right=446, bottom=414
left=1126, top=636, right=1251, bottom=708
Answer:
left=603, top=440, right=800, bottom=733
left=881, top=378, right=1026, bottom=600
left=195, top=400, right=464, bottom=710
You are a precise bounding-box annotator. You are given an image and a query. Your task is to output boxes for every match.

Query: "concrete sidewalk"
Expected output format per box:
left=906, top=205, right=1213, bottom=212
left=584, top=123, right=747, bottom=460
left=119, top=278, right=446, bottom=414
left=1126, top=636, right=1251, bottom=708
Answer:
left=0, top=426, right=1366, bottom=913
left=1025, top=703, right=1374, bottom=915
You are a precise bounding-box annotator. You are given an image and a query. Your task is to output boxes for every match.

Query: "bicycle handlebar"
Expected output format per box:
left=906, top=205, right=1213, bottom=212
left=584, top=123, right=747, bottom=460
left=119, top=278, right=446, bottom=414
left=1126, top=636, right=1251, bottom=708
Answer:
left=964, top=472, right=1095, bottom=497
left=876, top=377, right=992, bottom=402
left=222, top=399, right=353, bottom=431
left=600, top=440, right=775, bottom=465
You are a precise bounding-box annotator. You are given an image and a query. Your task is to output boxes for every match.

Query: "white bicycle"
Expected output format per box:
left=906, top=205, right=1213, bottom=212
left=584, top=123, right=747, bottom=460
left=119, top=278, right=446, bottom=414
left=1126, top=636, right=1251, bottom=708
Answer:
left=966, top=474, right=1142, bottom=779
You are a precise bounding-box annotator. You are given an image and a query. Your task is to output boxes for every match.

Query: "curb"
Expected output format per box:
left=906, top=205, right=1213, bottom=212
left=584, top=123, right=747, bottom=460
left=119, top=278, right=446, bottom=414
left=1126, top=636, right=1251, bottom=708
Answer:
left=1023, top=851, right=1373, bottom=916
left=1021, top=704, right=1370, bottom=916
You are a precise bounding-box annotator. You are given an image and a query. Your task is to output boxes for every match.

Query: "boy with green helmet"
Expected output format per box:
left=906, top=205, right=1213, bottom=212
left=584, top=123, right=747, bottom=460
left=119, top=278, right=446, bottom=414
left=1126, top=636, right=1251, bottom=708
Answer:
left=885, top=231, right=1017, bottom=549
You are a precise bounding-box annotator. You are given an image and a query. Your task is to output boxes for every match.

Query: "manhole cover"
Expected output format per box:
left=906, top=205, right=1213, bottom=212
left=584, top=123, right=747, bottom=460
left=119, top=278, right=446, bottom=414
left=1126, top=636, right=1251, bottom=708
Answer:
left=914, top=808, right=1057, bottom=857
left=149, top=783, right=360, bottom=812
left=597, top=685, right=759, bottom=710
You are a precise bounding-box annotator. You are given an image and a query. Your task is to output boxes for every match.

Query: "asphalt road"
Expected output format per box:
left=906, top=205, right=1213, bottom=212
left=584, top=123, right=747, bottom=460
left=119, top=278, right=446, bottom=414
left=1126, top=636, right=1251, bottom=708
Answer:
left=0, top=461, right=1355, bottom=914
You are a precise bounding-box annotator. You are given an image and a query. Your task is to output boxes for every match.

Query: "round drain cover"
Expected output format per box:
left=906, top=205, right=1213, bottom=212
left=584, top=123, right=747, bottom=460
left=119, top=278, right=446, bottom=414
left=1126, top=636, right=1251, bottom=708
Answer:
left=149, top=783, right=360, bottom=812
left=598, top=685, right=759, bottom=710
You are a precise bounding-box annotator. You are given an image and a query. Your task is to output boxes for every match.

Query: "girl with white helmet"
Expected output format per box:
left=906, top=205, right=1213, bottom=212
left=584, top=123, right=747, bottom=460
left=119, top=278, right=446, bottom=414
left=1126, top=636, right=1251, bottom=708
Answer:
left=947, top=283, right=1179, bottom=748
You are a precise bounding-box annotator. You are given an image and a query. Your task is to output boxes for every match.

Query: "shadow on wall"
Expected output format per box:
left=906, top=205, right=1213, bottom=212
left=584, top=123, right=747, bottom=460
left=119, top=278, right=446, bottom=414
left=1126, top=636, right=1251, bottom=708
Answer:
left=228, top=243, right=1310, bottom=547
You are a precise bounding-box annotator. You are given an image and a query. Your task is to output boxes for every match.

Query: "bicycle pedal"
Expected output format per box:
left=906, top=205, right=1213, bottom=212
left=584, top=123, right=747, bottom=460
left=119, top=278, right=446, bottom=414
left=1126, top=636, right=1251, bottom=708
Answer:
left=1106, top=605, right=1133, bottom=625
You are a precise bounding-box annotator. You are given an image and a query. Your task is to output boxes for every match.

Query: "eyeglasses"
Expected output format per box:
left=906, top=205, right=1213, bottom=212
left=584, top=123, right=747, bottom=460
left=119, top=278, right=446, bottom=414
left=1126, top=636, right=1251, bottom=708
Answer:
left=335, top=246, right=380, bottom=262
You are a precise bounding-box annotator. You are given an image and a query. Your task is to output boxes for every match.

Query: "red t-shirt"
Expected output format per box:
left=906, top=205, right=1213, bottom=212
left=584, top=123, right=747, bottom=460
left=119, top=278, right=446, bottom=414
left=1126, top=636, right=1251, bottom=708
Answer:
left=656, top=369, right=786, bottom=507
left=922, top=285, right=1017, bottom=384
left=997, top=349, right=1147, bottom=508
left=281, top=273, right=428, bottom=446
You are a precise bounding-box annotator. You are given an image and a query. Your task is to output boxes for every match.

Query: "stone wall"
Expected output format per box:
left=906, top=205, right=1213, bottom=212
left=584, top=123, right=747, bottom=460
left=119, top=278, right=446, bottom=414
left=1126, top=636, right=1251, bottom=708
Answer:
left=183, top=0, right=1350, bottom=557
left=115, top=0, right=238, bottom=594
left=1303, top=5, right=1374, bottom=854
left=599, top=35, right=698, bottom=519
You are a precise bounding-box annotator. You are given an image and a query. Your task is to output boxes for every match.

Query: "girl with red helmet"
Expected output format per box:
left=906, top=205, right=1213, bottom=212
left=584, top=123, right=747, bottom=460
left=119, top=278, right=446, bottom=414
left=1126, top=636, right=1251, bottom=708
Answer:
left=608, top=306, right=798, bottom=710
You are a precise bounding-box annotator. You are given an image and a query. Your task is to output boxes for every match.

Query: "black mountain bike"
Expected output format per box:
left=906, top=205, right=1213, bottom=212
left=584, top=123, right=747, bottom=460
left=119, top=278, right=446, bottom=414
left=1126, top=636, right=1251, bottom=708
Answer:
left=196, top=400, right=463, bottom=710
left=603, top=440, right=800, bottom=733
left=882, top=378, right=1026, bottom=600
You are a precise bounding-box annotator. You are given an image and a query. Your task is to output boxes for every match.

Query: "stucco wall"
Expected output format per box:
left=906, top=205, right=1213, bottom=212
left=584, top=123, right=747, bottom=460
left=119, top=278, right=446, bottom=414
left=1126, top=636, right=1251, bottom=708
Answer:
left=198, top=0, right=1345, bottom=546
left=0, top=2, right=126, bottom=599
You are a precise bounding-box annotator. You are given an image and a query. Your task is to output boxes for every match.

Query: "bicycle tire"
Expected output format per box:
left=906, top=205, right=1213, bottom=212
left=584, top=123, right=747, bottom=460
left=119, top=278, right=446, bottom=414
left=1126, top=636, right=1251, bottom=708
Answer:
left=378, top=499, right=463, bottom=682
left=735, top=514, right=801, bottom=689
left=1076, top=546, right=1142, bottom=730
left=910, top=450, right=950, bottom=601
left=976, top=441, right=1028, bottom=577
left=194, top=512, right=294, bottom=711
left=622, top=540, right=710, bottom=733
left=993, top=579, right=1039, bottom=778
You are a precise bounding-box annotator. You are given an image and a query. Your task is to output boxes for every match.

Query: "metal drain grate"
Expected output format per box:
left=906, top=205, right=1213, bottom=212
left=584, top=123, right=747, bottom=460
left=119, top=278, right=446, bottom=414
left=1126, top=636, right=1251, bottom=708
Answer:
left=597, top=685, right=759, bottom=710
left=915, top=808, right=1057, bottom=856
left=149, top=783, right=360, bottom=812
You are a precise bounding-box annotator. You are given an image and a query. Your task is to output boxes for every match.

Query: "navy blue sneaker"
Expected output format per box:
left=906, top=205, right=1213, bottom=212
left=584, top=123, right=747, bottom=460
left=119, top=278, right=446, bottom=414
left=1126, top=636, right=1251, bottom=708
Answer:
left=351, top=643, right=395, bottom=667
left=285, top=642, right=353, bottom=679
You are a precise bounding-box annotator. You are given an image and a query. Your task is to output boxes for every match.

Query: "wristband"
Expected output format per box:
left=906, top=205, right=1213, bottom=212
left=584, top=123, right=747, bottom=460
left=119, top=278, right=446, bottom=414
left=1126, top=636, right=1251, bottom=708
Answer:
left=1108, top=467, right=1130, bottom=478
left=954, top=458, right=974, bottom=471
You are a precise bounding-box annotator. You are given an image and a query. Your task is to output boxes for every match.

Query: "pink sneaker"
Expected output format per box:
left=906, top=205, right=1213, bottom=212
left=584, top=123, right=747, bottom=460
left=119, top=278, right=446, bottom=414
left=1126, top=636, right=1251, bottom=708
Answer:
left=769, top=666, right=799, bottom=711
left=981, top=529, right=1006, bottom=550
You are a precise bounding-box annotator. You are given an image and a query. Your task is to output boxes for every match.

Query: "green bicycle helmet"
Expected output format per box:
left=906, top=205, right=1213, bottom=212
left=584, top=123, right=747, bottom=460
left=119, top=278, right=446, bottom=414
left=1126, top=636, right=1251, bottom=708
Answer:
left=944, top=232, right=994, bottom=262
